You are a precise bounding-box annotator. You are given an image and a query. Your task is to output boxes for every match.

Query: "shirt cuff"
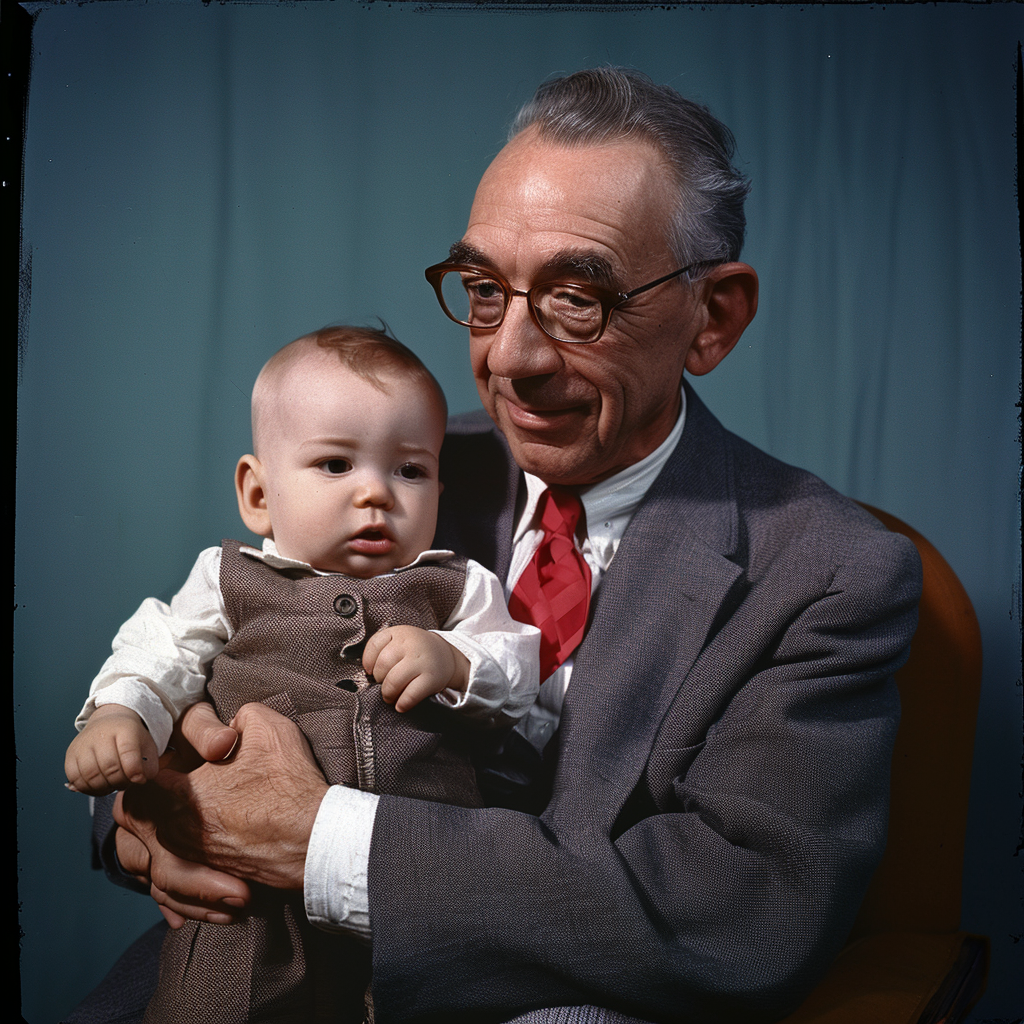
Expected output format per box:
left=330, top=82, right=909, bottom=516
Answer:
left=303, top=785, right=379, bottom=940
left=430, top=630, right=539, bottom=723
left=84, top=680, right=175, bottom=754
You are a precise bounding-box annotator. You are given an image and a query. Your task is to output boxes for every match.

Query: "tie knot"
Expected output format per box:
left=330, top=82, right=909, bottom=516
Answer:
left=540, top=488, right=585, bottom=539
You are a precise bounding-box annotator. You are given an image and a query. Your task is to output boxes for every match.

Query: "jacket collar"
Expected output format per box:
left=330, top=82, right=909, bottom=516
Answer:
left=547, top=380, right=745, bottom=824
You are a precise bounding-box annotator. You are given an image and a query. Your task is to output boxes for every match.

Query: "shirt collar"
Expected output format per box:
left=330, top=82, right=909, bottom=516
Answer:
left=513, top=386, right=687, bottom=560
left=242, top=538, right=455, bottom=576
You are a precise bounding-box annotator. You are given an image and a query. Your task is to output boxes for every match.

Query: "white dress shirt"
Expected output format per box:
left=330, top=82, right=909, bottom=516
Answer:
left=78, top=540, right=540, bottom=753
left=305, top=390, right=687, bottom=938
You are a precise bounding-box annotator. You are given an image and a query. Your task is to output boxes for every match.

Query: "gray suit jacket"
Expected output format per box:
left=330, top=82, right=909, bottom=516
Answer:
left=368, top=383, right=922, bottom=1024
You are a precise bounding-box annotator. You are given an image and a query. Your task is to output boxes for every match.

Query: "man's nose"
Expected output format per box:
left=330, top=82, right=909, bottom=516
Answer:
left=483, top=296, right=563, bottom=380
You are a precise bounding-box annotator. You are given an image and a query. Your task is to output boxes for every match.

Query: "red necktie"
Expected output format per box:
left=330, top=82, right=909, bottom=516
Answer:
left=508, top=488, right=592, bottom=683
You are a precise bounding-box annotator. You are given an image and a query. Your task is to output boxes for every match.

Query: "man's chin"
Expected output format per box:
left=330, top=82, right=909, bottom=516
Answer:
left=500, top=431, right=601, bottom=488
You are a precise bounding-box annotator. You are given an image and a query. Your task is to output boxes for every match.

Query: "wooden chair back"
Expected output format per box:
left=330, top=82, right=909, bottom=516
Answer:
left=850, top=505, right=982, bottom=938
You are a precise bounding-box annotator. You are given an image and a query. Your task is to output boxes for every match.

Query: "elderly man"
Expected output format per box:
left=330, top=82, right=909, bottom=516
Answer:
left=81, top=69, right=920, bottom=1024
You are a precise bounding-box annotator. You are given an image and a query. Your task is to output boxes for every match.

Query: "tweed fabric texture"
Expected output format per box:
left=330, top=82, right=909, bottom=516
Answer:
left=371, top=384, right=921, bottom=1023
left=144, top=542, right=480, bottom=1024
left=503, top=1008, right=654, bottom=1024
left=62, top=922, right=167, bottom=1024
left=83, top=386, right=921, bottom=1024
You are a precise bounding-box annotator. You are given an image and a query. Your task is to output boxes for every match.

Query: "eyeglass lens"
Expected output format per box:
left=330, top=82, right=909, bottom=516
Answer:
left=438, top=270, right=606, bottom=344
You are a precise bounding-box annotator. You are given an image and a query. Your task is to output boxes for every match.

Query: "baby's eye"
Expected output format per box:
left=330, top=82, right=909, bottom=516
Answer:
left=398, top=463, right=426, bottom=480
left=321, top=459, right=352, bottom=475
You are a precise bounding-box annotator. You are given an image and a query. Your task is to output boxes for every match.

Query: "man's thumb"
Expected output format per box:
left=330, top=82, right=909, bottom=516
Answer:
left=180, top=702, right=238, bottom=763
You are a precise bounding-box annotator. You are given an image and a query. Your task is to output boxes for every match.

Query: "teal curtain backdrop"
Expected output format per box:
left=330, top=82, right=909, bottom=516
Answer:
left=14, top=3, right=1021, bottom=1021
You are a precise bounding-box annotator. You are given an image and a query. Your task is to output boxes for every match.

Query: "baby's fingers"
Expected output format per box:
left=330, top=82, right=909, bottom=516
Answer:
left=393, top=674, right=440, bottom=713
left=378, top=657, right=417, bottom=706
left=117, top=729, right=159, bottom=784
left=362, top=629, right=393, bottom=677
left=64, top=750, right=103, bottom=795
left=65, top=743, right=122, bottom=795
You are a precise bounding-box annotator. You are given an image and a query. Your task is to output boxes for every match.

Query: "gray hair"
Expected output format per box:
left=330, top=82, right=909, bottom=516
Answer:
left=510, top=68, right=750, bottom=268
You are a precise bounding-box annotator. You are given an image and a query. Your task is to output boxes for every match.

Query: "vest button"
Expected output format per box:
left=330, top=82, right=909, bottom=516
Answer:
left=333, top=593, right=358, bottom=617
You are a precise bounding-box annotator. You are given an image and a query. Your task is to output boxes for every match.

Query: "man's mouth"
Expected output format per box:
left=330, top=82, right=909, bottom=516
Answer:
left=498, top=394, right=584, bottom=432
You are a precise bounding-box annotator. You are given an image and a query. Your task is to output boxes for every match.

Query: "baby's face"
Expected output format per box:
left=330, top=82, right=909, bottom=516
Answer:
left=256, top=358, right=444, bottom=577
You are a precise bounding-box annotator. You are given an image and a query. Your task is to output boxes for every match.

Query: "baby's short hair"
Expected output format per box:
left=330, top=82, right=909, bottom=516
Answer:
left=310, top=324, right=447, bottom=419
left=252, top=324, right=447, bottom=455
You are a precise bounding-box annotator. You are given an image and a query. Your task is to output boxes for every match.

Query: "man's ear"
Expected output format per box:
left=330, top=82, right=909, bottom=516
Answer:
left=235, top=454, right=273, bottom=539
left=684, top=263, right=759, bottom=376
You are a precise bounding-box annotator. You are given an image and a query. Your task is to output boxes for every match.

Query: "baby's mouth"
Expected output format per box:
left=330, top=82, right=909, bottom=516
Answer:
left=348, top=526, right=394, bottom=555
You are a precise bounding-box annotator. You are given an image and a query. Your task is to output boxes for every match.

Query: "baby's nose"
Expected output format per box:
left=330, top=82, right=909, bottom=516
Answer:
left=355, top=473, right=394, bottom=508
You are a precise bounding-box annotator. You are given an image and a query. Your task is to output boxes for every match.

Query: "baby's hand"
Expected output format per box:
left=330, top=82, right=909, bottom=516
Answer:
left=65, top=704, right=159, bottom=795
left=363, top=626, right=470, bottom=713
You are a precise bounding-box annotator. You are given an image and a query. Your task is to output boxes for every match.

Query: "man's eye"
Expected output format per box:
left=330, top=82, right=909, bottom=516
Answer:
left=398, top=463, right=426, bottom=480
left=469, top=280, right=502, bottom=300
left=550, top=286, right=599, bottom=310
left=321, top=459, right=351, bottom=474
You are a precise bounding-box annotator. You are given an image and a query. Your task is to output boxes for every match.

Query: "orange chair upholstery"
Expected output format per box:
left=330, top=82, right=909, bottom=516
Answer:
left=780, top=505, right=988, bottom=1024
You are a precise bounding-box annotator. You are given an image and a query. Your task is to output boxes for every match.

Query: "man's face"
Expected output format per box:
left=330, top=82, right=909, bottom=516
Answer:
left=255, top=357, right=444, bottom=576
left=462, top=128, right=707, bottom=487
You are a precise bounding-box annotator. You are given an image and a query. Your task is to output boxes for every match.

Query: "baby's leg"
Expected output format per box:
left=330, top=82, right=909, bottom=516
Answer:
left=142, top=689, right=368, bottom=1024
left=142, top=888, right=370, bottom=1024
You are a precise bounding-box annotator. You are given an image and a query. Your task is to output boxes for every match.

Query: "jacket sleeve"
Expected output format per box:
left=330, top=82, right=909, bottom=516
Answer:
left=366, top=527, right=921, bottom=1024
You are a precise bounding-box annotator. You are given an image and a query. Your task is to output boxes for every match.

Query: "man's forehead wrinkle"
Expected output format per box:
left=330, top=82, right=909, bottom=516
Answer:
left=450, top=237, right=615, bottom=288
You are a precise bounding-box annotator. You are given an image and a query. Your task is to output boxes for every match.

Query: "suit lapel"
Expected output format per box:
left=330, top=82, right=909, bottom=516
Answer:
left=546, top=385, right=744, bottom=826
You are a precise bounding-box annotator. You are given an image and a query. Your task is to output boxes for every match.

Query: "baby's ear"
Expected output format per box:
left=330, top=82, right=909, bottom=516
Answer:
left=235, top=455, right=273, bottom=538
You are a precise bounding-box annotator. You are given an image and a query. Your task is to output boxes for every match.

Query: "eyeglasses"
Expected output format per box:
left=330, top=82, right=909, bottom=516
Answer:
left=424, top=260, right=714, bottom=345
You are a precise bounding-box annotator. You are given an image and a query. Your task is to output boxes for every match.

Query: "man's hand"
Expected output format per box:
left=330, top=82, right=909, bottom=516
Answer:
left=111, top=701, right=247, bottom=927
left=65, top=704, right=159, bottom=794
left=114, top=793, right=250, bottom=929
left=162, top=700, right=240, bottom=772
left=364, top=625, right=471, bottom=712
left=125, top=702, right=329, bottom=892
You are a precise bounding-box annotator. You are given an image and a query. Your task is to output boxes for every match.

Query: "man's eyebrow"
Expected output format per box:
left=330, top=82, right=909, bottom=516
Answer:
left=542, top=249, right=617, bottom=288
left=448, top=240, right=494, bottom=267
left=447, top=241, right=618, bottom=288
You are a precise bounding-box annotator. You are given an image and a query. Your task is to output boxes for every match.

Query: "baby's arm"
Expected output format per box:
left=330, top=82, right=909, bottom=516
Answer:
left=363, top=559, right=541, bottom=722
left=363, top=627, right=471, bottom=713
left=433, top=558, right=541, bottom=724
left=72, top=547, right=232, bottom=777
left=65, top=703, right=158, bottom=794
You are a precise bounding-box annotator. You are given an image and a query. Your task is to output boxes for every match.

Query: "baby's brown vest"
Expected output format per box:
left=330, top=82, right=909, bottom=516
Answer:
left=144, top=541, right=482, bottom=1024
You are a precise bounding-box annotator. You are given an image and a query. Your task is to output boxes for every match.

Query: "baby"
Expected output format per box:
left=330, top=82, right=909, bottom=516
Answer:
left=66, top=326, right=540, bottom=1024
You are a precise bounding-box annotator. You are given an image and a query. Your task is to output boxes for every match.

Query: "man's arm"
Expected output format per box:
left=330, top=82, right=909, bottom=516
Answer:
left=364, top=530, right=920, bottom=1024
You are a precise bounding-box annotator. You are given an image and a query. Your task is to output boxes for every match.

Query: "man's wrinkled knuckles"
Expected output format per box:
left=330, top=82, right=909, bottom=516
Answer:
left=111, top=790, right=132, bottom=829
left=147, top=854, right=182, bottom=898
